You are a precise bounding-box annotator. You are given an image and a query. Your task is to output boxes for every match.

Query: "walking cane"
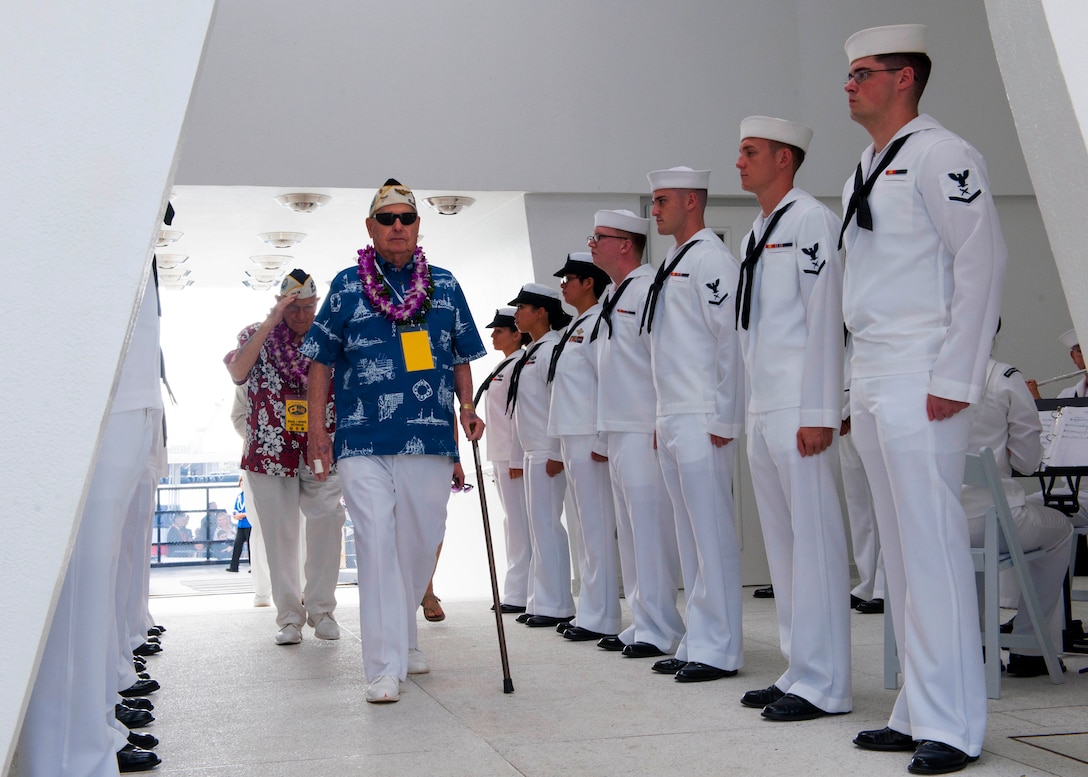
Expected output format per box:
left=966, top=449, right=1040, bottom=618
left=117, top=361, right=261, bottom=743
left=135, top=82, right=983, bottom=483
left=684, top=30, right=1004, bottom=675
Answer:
left=471, top=439, right=514, bottom=693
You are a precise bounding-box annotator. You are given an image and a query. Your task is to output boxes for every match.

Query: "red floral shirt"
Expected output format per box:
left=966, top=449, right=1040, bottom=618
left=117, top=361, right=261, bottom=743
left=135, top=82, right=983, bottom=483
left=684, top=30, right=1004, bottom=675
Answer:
left=226, top=323, right=335, bottom=478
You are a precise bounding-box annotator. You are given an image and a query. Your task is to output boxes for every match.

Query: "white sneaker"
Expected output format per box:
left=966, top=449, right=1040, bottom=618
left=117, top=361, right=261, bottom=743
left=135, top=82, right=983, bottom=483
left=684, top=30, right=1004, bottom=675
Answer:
left=312, top=613, right=340, bottom=640
left=253, top=595, right=272, bottom=607
left=365, top=675, right=400, bottom=703
left=407, top=648, right=430, bottom=674
left=274, top=623, right=302, bottom=645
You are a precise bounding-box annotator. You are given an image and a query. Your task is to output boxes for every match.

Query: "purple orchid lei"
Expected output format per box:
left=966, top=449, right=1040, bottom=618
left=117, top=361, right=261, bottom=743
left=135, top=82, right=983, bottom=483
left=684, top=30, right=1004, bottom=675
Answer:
left=356, top=245, right=434, bottom=324
left=266, top=322, right=310, bottom=386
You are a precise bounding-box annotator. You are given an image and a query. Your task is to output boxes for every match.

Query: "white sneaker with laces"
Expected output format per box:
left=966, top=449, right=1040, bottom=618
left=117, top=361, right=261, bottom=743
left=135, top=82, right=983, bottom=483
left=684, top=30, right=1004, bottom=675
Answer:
left=365, top=675, right=400, bottom=703
left=312, top=613, right=340, bottom=640
left=274, top=623, right=302, bottom=645
left=407, top=648, right=430, bottom=674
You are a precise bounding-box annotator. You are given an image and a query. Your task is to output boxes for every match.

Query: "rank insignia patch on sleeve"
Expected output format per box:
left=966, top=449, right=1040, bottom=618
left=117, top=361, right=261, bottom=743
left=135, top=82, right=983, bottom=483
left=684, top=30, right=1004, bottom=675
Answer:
left=942, top=168, right=982, bottom=204
left=801, top=242, right=825, bottom=276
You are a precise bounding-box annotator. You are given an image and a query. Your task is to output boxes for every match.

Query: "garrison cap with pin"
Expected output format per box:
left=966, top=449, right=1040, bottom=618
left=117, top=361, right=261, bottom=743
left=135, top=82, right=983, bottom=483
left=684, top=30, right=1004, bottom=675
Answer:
left=647, top=166, right=711, bottom=191
left=845, top=24, right=927, bottom=62
left=595, top=209, right=649, bottom=236
left=739, top=116, right=813, bottom=153
left=280, top=269, right=317, bottom=299
left=369, top=178, right=417, bottom=216
left=553, top=251, right=611, bottom=288
left=486, top=306, right=518, bottom=329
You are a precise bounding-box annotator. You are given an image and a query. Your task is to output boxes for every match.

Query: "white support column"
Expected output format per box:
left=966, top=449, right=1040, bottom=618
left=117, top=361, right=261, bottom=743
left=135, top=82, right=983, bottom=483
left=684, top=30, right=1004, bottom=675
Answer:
left=0, top=3, right=216, bottom=770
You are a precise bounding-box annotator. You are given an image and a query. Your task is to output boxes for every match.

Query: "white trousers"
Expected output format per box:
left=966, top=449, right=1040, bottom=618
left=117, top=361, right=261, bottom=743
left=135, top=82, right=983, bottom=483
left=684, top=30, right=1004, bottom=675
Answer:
left=339, top=455, right=451, bottom=681
left=523, top=451, right=574, bottom=618
left=20, top=408, right=156, bottom=777
left=240, top=470, right=273, bottom=600
left=560, top=434, right=621, bottom=634
left=968, top=501, right=1072, bottom=655
left=493, top=460, right=531, bottom=607
left=747, top=409, right=852, bottom=712
left=850, top=372, right=986, bottom=756
left=113, top=461, right=156, bottom=694
left=609, top=431, right=684, bottom=652
left=656, top=413, right=743, bottom=671
left=840, top=429, right=885, bottom=601
left=245, top=466, right=345, bottom=628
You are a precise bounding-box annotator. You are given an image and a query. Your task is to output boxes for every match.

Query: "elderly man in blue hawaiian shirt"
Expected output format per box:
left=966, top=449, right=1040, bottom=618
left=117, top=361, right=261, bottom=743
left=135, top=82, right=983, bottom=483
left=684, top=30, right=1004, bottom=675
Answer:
left=303, top=178, right=486, bottom=704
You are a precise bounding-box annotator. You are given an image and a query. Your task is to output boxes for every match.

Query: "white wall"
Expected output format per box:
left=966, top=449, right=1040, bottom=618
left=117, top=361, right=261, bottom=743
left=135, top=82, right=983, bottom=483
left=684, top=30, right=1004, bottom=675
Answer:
left=0, top=3, right=215, bottom=770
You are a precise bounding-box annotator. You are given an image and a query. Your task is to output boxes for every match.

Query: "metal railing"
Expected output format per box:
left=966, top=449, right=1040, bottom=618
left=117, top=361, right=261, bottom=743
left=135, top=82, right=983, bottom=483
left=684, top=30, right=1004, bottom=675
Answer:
left=152, top=482, right=241, bottom=567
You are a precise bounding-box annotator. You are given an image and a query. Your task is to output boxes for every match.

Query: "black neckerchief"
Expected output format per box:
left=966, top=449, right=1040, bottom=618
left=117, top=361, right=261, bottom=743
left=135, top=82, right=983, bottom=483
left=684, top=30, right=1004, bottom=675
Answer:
left=640, top=240, right=700, bottom=335
left=735, top=200, right=795, bottom=330
left=591, top=276, right=635, bottom=342
left=473, top=352, right=520, bottom=408
left=838, top=132, right=913, bottom=249
left=547, top=313, right=592, bottom=383
left=505, top=340, right=547, bottom=414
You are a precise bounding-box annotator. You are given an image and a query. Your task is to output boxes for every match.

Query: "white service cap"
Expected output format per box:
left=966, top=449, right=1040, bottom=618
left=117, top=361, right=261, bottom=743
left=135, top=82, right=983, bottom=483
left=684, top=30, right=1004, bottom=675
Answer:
left=739, top=116, right=813, bottom=153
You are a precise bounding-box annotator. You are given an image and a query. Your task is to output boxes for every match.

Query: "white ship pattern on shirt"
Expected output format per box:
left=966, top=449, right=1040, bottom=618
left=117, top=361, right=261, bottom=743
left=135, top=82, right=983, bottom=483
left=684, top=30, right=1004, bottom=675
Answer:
left=433, top=275, right=457, bottom=290
left=378, top=392, right=404, bottom=422
left=358, top=357, right=395, bottom=384
left=437, top=376, right=455, bottom=411
left=340, top=398, right=368, bottom=427
left=400, top=437, right=426, bottom=455
left=346, top=333, right=385, bottom=350
left=406, top=409, right=448, bottom=427
left=338, top=442, right=375, bottom=458
left=350, top=299, right=381, bottom=323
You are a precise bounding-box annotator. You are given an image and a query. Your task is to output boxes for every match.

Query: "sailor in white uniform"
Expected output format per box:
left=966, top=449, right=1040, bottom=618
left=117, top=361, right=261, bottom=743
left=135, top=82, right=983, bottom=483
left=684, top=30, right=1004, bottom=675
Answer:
left=732, top=116, right=851, bottom=721
left=590, top=208, right=685, bottom=659
left=476, top=307, right=531, bottom=612
left=840, top=25, right=1006, bottom=774
left=508, top=283, right=575, bottom=626
left=546, top=253, right=621, bottom=641
left=1027, top=328, right=1087, bottom=400
left=644, top=166, right=745, bottom=683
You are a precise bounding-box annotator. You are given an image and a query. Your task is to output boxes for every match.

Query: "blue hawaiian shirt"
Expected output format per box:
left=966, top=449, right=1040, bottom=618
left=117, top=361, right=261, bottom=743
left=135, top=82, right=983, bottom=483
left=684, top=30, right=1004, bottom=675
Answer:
left=301, top=254, right=486, bottom=460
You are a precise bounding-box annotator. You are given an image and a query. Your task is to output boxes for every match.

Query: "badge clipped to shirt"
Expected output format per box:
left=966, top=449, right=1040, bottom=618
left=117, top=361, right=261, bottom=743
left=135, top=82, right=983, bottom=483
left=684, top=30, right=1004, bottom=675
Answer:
left=399, top=325, right=434, bottom=372
left=285, top=394, right=308, bottom=433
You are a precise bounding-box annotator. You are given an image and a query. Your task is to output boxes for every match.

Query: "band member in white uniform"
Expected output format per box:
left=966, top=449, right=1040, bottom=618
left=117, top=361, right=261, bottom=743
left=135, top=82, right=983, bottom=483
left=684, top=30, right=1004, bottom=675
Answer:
left=589, top=208, right=685, bottom=659
left=840, top=25, right=1006, bottom=774
left=546, top=253, right=620, bottom=641
left=644, top=166, right=745, bottom=683
left=963, top=358, right=1073, bottom=677
left=476, top=307, right=531, bottom=612
left=508, top=283, right=575, bottom=627
left=1027, top=328, right=1087, bottom=400
left=732, top=116, right=851, bottom=721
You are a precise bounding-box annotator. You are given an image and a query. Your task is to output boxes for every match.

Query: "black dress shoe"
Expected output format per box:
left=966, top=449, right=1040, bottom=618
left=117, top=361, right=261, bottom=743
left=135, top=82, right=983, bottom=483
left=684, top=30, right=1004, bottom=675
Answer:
left=127, top=731, right=159, bottom=750
left=133, top=643, right=162, bottom=657
left=761, top=693, right=838, bottom=721
left=121, top=697, right=154, bottom=711
left=146, top=627, right=163, bottom=638
left=137, top=672, right=151, bottom=681
left=515, top=613, right=533, bottom=624
left=491, top=603, right=527, bottom=613
left=525, top=615, right=574, bottom=627
left=563, top=625, right=607, bottom=641
left=121, top=679, right=160, bottom=697
left=850, top=594, right=864, bottom=609
left=152, top=624, right=166, bottom=634
left=115, top=706, right=154, bottom=729
left=753, top=585, right=775, bottom=599
left=652, top=657, right=687, bottom=674
left=740, top=684, right=784, bottom=708
left=225, top=567, right=239, bottom=573
left=622, top=641, right=666, bottom=658
left=597, top=635, right=627, bottom=651
left=117, top=744, right=161, bottom=773
left=853, top=726, right=916, bottom=752
left=675, top=661, right=737, bottom=683
left=908, top=741, right=978, bottom=775
left=555, top=621, right=574, bottom=634
left=145, top=636, right=160, bottom=645
left=1007, top=653, right=1066, bottom=677
left=855, top=598, right=885, bottom=614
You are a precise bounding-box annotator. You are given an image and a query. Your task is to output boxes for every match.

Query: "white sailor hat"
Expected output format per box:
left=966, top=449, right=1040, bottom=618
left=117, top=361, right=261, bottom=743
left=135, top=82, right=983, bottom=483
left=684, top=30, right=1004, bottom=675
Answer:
left=845, top=24, right=927, bottom=63
left=509, top=282, right=563, bottom=310
left=594, top=209, right=649, bottom=236
left=486, top=306, right=518, bottom=329
left=647, top=166, right=711, bottom=192
left=1060, top=328, right=1080, bottom=349
left=739, top=116, right=813, bottom=153
left=279, top=269, right=317, bottom=299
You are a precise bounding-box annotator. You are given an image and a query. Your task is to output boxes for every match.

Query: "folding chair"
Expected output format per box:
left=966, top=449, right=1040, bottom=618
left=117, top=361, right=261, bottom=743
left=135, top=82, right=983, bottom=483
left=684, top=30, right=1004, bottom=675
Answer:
left=884, top=447, right=1065, bottom=699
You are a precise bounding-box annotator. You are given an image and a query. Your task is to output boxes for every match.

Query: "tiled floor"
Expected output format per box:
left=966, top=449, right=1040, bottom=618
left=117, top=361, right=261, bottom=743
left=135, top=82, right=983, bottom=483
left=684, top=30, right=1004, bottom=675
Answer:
left=139, top=563, right=1088, bottom=776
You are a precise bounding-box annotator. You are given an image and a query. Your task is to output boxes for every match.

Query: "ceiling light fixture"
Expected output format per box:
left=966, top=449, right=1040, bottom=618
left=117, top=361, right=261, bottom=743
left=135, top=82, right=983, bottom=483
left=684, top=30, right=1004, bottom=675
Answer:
left=158, top=268, right=191, bottom=282
left=423, top=195, right=476, bottom=216
left=157, top=229, right=183, bottom=247
left=245, top=268, right=285, bottom=284
left=160, top=278, right=193, bottom=290
left=156, top=254, right=188, bottom=270
left=274, top=193, right=331, bottom=213
left=243, top=279, right=276, bottom=291
left=249, top=254, right=292, bottom=270
left=258, top=231, right=307, bottom=248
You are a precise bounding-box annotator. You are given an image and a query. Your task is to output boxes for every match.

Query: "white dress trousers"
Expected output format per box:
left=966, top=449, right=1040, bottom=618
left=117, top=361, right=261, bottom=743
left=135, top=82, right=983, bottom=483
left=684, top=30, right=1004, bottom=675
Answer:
left=656, top=413, right=743, bottom=671
left=747, top=408, right=852, bottom=712
left=840, top=428, right=885, bottom=602
left=850, top=372, right=986, bottom=756
left=338, top=454, right=451, bottom=680
left=523, top=451, right=574, bottom=618
left=608, top=431, right=684, bottom=652
left=245, top=465, right=345, bottom=628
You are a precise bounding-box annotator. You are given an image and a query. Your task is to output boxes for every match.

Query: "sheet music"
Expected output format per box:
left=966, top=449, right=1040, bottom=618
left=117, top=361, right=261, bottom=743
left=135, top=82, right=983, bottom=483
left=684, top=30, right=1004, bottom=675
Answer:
left=1041, top=405, right=1088, bottom=468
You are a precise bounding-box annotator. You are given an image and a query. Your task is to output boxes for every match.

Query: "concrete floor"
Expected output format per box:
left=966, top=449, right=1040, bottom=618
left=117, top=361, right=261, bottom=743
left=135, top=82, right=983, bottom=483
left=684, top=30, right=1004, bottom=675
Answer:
left=140, top=563, right=1088, bottom=777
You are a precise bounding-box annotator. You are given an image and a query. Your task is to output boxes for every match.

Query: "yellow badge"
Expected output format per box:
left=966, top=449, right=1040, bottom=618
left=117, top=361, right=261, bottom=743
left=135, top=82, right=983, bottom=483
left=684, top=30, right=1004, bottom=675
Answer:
left=285, top=396, right=308, bottom=433
left=400, top=327, right=434, bottom=372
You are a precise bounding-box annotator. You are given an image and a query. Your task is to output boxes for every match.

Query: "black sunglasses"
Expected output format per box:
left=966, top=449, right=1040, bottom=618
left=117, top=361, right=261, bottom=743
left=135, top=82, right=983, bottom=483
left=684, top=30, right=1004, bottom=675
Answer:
left=373, top=211, right=418, bottom=226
